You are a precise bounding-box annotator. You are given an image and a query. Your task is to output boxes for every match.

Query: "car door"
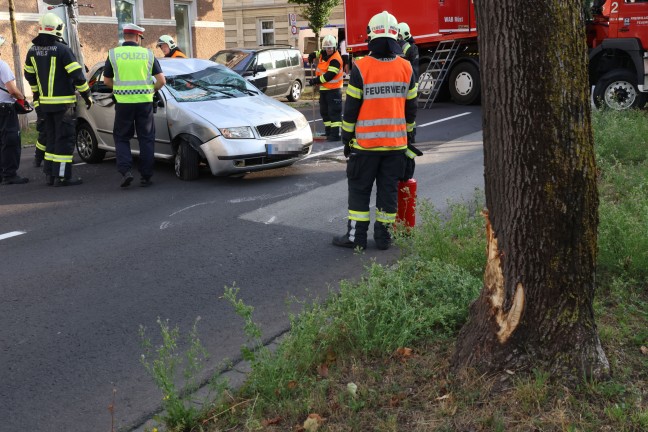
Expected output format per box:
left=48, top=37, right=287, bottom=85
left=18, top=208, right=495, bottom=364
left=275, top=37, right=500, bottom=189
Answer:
left=271, top=50, right=290, bottom=97
left=87, top=67, right=117, bottom=146
left=247, top=51, right=276, bottom=96
left=151, top=90, right=172, bottom=158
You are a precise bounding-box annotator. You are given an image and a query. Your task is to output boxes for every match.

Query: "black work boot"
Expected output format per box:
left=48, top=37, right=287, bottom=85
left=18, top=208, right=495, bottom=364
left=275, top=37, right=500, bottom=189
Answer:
left=325, top=126, right=331, bottom=137
left=327, top=127, right=340, bottom=142
left=374, top=221, right=393, bottom=250
left=33, top=158, right=43, bottom=168
left=140, top=176, right=153, bottom=187
left=46, top=175, right=55, bottom=186
left=120, top=171, right=134, bottom=188
left=54, top=177, right=83, bottom=187
left=332, top=220, right=369, bottom=250
left=1, top=175, right=29, bottom=185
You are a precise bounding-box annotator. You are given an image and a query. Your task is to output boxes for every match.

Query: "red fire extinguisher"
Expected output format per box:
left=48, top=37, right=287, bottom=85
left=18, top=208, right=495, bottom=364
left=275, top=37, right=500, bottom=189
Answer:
left=397, top=178, right=417, bottom=228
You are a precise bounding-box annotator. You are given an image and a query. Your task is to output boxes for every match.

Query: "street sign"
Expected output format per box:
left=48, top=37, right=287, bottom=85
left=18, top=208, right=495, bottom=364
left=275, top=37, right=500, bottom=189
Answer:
left=288, top=13, right=297, bottom=26
left=291, top=25, right=298, bottom=35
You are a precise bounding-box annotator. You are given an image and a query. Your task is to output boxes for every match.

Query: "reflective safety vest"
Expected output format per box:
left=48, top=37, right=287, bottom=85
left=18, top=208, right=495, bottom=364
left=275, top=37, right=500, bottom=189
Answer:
left=108, top=46, right=155, bottom=103
left=169, top=49, right=187, bottom=58
left=353, top=56, right=413, bottom=151
left=316, top=50, right=343, bottom=90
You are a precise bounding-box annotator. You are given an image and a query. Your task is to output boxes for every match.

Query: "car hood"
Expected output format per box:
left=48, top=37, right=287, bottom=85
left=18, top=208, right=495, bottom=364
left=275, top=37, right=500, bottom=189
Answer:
left=175, top=95, right=299, bottom=128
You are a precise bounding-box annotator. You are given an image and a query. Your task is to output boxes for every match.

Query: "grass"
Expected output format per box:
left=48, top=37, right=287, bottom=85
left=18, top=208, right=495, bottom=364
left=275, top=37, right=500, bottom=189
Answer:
left=20, top=121, right=38, bottom=148
left=141, top=108, right=648, bottom=432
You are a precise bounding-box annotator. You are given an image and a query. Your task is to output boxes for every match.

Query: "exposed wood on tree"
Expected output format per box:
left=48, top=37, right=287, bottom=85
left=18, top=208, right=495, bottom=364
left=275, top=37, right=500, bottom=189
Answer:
left=452, top=1, right=610, bottom=382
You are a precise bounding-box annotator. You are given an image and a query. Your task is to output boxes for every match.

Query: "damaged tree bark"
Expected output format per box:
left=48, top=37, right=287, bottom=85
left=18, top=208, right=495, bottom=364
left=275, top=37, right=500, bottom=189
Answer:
left=452, top=1, right=609, bottom=381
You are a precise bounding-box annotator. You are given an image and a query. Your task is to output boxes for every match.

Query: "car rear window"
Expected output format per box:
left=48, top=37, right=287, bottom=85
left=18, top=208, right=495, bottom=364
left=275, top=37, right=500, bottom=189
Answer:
left=211, top=50, right=254, bottom=73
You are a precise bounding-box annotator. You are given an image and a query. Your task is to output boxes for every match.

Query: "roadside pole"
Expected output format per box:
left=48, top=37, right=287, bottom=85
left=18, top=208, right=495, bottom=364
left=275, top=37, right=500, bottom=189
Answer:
left=8, top=0, right=28, bottom=130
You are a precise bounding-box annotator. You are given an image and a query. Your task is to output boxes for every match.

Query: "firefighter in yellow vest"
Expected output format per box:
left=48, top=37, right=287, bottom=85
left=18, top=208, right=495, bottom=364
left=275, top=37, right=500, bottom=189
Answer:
left=104, top=24, right=166, bottom=187
left=24, top=13, right=93, bottom=186
left=307, top=35, right=343, bottom=141
left=156, top=35, right=187, bottom=58
left=334, top=11, right=420, bottom=250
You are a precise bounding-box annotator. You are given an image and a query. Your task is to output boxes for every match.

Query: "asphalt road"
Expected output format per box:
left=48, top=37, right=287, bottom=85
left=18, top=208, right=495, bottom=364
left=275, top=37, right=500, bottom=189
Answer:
left=0, top=102, right=482, bottom=431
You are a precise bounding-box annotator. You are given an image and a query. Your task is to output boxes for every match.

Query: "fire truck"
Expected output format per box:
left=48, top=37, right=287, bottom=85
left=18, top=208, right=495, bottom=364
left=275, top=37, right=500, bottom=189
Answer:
left=344, top=0, right=648, bottom=110
left=587, top=0, right=648, bottom=110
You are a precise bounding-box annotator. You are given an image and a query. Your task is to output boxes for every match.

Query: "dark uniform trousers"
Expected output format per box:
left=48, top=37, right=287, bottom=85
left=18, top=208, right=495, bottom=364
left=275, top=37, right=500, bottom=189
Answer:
left=43, top=104, right=77, bottom=179
left=114, top=102, right=155, bottom=178
left=34, top=106, right=46, bottom=165
left=347, top=149, right=407, bottom=241
left=0, top=103, right=21, bottom=178
left=319, top=88, right=342, bottom=135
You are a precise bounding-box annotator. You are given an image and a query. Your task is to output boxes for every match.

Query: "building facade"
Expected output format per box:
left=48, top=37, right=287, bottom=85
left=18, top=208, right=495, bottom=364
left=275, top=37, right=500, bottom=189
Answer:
left=0, top=0, right=224, bottom=93
left=222, top=0, right=345, bottom=56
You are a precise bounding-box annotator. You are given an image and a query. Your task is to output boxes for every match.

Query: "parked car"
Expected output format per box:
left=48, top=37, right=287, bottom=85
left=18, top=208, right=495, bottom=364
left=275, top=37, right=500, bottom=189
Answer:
left=75, top=58, right=313, bottom=180
left=210, top=46, right=305, bottom=102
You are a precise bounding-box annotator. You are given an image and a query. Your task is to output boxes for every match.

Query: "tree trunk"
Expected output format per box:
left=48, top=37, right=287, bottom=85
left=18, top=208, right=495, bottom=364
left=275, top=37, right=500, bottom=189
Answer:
left=452, top=1, right=609, bottom=381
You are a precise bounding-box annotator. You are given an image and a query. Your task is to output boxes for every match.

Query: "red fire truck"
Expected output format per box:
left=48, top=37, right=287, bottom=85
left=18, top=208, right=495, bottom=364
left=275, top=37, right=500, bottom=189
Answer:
left=344, top=0, right=648, bottom=110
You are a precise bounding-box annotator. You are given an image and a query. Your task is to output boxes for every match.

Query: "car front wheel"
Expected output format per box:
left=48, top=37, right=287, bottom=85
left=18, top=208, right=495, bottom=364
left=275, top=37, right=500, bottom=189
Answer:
left=287, top=80, right=302, bottom=102
left=174, top=139, right=200, bottom=181
left=76, top=121, right=106, bottom=163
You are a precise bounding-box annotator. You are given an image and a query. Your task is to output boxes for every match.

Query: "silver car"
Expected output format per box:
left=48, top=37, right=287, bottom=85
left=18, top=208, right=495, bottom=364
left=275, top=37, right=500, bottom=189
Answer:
left=75, top=58, right=313, bottom=180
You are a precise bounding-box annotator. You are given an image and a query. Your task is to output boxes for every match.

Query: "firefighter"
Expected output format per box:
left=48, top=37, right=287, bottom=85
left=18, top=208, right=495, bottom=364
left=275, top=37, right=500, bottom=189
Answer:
left=156, top=35, right=187, bottom=58
left=104, top=24, right=166, bottom=187
left=334, top=11, right=419, bottom=250
left=307, top=34, right=343, bottom=141
left=24, top=13, right=92, bottom=187
left=397, top=22, right=419, bottom=81
left=398, top=22, right=420, bottom=143
left=0, top=35, right=30, bottom=185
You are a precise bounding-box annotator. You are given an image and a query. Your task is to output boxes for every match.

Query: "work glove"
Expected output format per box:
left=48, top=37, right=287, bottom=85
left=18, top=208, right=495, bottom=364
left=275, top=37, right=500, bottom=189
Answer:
left=82, top=92, right=94, bottom=110
left=342, top=131, right=355, bottom=158
left=308, top=78, right=319, bottom=87
left=15, top=99, right=34, bottom=114
left=407, top=130, right=416, bottom=145
left=308, top=52, right=316, bottom=63
left=401, top=144, right=423, bottom=181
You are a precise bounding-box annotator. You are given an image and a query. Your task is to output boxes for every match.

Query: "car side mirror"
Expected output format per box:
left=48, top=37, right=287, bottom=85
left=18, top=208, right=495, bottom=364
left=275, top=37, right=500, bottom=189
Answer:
left=255, top=64, right=267, bottom=73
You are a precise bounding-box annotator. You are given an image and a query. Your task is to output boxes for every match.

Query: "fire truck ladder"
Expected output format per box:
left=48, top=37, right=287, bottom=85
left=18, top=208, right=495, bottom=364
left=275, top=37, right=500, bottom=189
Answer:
left=418, top=39, right=461, bottom=109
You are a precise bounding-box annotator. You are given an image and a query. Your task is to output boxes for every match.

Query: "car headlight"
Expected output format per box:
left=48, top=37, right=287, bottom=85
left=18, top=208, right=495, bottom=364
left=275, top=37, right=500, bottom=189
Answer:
left=294, top=114, right=309, bottom=130
left=219, top=126, right=254, bottom=139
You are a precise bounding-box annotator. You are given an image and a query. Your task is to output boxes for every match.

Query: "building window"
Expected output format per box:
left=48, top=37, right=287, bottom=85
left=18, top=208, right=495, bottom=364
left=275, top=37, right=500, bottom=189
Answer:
left=259, top=20, right=275, bottom=46
left=174, top=2, right=192, bottom=56
left=116, top=0, right=137, bottom=41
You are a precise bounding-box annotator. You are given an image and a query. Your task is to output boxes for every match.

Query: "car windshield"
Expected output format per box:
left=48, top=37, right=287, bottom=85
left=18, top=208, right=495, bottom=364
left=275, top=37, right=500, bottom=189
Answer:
left=165, top=66, right=259, bottom=102
left=211, top=51, right=254, bottom=72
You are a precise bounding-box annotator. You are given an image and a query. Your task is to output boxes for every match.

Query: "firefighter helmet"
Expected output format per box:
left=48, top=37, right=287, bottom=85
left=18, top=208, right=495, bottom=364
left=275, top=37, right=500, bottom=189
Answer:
left=398, top=22, right=411, bottom=40
left=157, top=35, right=177, bottom=50
left=322, top=35, right=337, bottom=50
left=367, top=11, right=399, bottom=41
left=39, top=13, right=65, bottom=38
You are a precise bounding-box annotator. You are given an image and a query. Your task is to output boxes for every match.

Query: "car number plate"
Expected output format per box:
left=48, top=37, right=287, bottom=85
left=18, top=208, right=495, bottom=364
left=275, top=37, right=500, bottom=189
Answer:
left=266, top=141, right=302, bottom=155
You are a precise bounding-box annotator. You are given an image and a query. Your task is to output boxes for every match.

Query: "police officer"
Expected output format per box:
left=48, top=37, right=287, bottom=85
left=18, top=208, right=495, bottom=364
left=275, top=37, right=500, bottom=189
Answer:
left=104, top=24, right=166, bottom=187
left=0, top=35, right=30, bottom=185
left=156, top=35, right=187, bottom=58
left=24, top=13, right=92, bottom=186
left=334, top=11, right=419, bottom=250
left=307, top=35, right=343, bottom=141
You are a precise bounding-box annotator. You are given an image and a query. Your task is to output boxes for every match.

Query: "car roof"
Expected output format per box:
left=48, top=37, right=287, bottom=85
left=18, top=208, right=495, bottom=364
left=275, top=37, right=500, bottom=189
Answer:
left=157, top=58, right=225, bottom=76
left=216, top=46, right=298, bottom=54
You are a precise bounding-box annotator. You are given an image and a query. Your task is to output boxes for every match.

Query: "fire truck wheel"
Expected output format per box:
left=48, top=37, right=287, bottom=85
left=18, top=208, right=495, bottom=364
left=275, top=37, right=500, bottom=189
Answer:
left=593, top=70, right=646, bottom=110
left=449, top=61, right=481, bottom=105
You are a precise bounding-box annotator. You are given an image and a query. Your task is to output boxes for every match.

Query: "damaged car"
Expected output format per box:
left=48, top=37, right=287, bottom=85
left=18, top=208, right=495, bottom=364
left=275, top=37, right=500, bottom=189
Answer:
left=75, top=58, right=313, bottom=180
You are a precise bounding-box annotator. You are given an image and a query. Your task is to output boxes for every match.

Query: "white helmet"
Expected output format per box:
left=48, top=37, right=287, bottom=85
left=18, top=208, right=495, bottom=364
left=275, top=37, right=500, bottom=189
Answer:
left=157, top=35, right=177, bottom=50
left=397, top=22, right=411, bottom=40
left=39, top=13, right=65, bottom=38
left=367, top=11, right=399, bottom=41
left=322, top=35, right=337, bottom=50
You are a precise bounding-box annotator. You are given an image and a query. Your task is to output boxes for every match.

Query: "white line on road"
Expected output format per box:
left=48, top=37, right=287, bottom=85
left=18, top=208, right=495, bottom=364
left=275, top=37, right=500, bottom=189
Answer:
left=418, top=112, right=472, bottom=127
left=308, top=117, right=323, bottom=123
left=0, top=231, right=26, bottom=241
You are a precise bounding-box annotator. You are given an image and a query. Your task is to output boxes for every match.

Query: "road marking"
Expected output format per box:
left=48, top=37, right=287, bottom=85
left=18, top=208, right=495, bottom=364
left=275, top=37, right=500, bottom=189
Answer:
left=303, top=146, right=344, bottom=160
left=308, top=117, right=322, bottom=123
left=0, top=231, right=26, bottom=241
left=418, top=112, right=472, bottom=127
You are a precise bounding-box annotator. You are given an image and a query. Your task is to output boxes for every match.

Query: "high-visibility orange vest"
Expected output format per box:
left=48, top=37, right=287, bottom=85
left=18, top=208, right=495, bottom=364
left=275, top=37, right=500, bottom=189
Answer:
left=170, top=49, right=187, bottom=58
left=354, top=56, right=412, bottom=150
left=316, top=51, right=343, bottom=90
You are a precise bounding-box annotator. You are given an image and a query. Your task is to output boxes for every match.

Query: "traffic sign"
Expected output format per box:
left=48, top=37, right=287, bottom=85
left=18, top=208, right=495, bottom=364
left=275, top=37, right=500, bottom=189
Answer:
left=291, top=25, right=298, bottom=35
